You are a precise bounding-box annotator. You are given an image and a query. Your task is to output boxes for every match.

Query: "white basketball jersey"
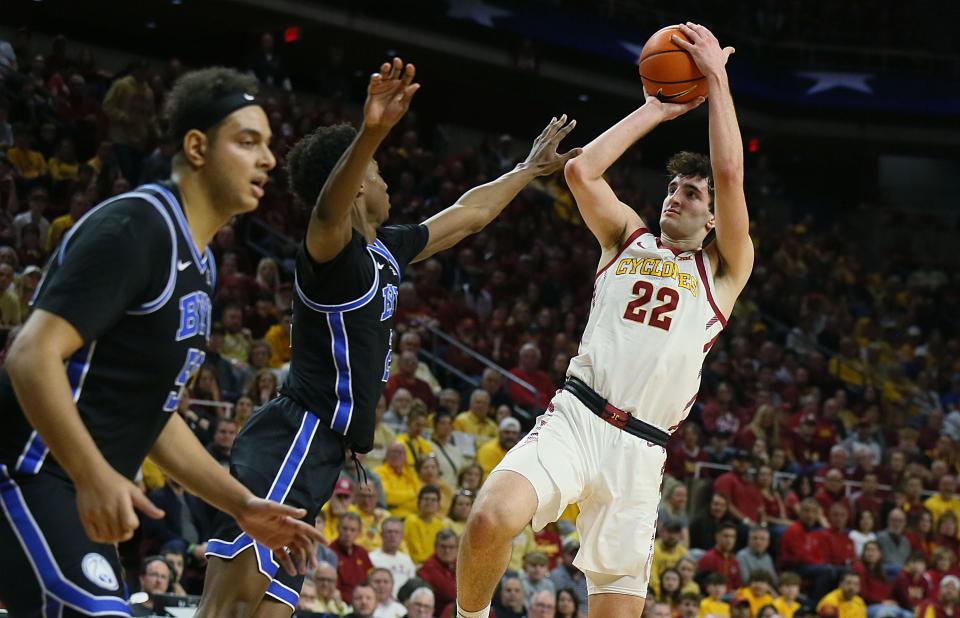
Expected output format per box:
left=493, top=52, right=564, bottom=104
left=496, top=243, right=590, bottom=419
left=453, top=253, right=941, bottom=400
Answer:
left=567, top=227, right=726, bottom=433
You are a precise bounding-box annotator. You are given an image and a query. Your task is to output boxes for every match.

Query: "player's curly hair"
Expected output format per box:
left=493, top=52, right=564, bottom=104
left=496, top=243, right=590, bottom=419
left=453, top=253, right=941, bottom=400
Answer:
left=164, top=67, right=259, bottom=146
left=285, top=124, right=358, bottom=207
left=666, top=151, right=714, bottom=209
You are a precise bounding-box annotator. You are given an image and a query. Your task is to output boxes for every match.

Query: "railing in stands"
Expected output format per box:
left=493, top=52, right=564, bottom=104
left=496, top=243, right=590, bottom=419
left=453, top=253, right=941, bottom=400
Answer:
left=692, top=461, right=934, bottom=499
left=187, top=398, right=234, bottom=417
left=424, top=323, right=538, bottom=426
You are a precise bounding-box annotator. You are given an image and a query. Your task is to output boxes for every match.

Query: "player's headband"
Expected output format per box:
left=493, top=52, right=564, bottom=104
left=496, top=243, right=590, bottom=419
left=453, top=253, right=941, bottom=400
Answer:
left=174, top=91, right=259, bottom=147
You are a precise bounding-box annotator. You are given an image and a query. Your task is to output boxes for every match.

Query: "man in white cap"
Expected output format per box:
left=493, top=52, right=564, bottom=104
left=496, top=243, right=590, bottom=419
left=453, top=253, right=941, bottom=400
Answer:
left=477, top=417, right=521, bottom=477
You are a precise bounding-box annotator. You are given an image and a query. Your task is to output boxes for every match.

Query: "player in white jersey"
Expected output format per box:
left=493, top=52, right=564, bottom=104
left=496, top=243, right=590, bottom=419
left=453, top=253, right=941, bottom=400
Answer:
left=456, top=23, right=754, bottom=618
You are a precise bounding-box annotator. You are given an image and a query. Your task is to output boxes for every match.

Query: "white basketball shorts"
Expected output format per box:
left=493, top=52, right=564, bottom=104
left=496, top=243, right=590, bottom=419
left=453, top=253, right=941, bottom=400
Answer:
left=494, top=389, right=666, bottom=597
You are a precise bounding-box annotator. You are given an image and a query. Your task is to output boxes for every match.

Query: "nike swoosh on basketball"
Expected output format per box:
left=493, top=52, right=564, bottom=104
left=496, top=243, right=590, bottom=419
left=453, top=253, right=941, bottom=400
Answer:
left=657, top=86, right=697, bottom=101
left=177, top=260, right=191, bottom=271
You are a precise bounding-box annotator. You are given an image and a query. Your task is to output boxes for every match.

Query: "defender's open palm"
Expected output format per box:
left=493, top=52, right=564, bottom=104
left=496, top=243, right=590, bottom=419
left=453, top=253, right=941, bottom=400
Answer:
left=364, top=57, right=420, bottom=131
left=236, top=498, right=324, bottom=576
left=522, top=114, right=581, bottom=176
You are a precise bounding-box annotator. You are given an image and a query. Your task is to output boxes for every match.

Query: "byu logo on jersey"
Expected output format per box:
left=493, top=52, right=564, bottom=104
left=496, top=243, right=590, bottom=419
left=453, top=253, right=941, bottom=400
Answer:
left=176, top=291, right=212, bottom=340
left=381, top=284, right=398, bottom=321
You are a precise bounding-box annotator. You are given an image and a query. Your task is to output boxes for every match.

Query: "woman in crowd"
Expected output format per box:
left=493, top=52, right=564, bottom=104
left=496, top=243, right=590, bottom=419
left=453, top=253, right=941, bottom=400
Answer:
left=245, top=367, right=278, bottom=407
left=447, top=489, right=476, bottom=537
left=555, top=588, right=580, bottom=618
left=851, top=509, right=879, bottom=559
left=458, top=462, right=485, bottom=494
left=416, top=454, right=453, bottom=513
left=853, top=541, right=912, bottom=618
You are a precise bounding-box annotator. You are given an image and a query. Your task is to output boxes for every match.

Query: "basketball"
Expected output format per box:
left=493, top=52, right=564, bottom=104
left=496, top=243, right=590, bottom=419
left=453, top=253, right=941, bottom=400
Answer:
left=638, top=25, right=708, bottom=103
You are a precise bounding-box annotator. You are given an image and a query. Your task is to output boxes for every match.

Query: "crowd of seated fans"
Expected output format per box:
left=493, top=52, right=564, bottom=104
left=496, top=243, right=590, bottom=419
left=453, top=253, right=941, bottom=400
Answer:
left=2, top=25, right=959, bottom=618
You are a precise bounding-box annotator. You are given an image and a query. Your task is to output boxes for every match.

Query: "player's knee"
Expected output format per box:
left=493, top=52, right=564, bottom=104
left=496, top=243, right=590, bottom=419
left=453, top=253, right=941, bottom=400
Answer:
left=466, top=498, right=521, bottom=544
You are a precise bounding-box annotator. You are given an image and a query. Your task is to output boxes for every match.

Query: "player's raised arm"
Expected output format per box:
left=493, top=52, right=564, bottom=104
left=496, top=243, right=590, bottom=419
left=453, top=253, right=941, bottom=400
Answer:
left=305, top=57, right=419, bottom=263
left=564, top=93, right=704, bottom=251
left=673, top=23, right=754, bottom=297
left=412, top=115, right=579, bottom=263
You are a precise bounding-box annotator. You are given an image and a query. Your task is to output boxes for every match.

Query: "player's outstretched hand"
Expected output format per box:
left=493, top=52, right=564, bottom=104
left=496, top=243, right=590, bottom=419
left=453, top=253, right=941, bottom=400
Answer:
left=671, top=22, right=735, bottom=79
left=521, top=114, right=581, bottom=177
left=364, top=57, right=420, bottom=133
left=235, top=498, right=323, bottom=576
left=643, top=86, right=705, bottom=121
left=76, top=466, right=165, bottom=543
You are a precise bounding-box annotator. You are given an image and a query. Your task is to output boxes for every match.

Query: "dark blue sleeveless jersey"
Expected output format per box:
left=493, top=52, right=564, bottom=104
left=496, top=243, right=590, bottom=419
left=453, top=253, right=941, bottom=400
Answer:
left=279, top=225, right=428, bottom=453
left=0, top=181, right=214, bottom=480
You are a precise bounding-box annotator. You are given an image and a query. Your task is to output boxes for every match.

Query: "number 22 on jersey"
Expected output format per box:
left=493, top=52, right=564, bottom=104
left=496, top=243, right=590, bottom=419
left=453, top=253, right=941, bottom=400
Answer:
left=623, top=281, right=679, bottom=331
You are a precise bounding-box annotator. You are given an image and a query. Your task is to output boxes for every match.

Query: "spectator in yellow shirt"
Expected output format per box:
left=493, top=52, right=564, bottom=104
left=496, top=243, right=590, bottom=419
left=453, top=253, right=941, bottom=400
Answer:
left=355, top=481, right=391, bottom=552
left=817, top=572, right=867, bottom=618
left=416, top=455, right=453, bottom=514
left=7, top=128, right=47, bottom=180
left=264, top=308, right=292, bottom=368
left=923, top=474, right=960, bottom=530
left=321, top=477, right=359, bottom=541
left=476, top=417, right=521, bottom=477
left=403, top=485, right=452, bottom=565
left=774, top=571, right=802, bottom=618
left=397, top=406, right=433, bottom=466
left=650, top=520, right=688, bottom=597
left=453, top=389, right=498, bottom=446
left=734, top=571, right=776, bottom=617
left=374, top=442, right=422, bottom=519
left=48, top=138, right=79, bottom=182
left=46, top=188, right=90, bottom=252
left=700, top=573, right=731, bottom=618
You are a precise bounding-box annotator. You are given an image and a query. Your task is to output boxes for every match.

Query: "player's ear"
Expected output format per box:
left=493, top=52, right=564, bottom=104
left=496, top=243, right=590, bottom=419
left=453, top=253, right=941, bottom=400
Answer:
left=705, top=214, right=716, bottom=232
left=182, top=129, right=209, bottom=168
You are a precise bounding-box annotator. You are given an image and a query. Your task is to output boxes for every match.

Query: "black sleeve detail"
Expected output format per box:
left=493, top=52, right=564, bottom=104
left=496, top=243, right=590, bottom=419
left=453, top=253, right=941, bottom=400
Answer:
left=33, top=198, right=173, bottom=342
left=376, top=224, right=429, bottom=276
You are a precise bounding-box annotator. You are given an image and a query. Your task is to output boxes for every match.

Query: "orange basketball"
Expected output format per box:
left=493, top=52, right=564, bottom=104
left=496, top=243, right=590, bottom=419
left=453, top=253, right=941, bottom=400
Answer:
left=638, top=25, right=708, bottom=103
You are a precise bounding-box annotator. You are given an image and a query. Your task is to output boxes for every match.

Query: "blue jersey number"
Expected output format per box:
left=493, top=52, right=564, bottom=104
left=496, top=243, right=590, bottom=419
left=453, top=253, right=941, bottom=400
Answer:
left=163, top=347, right=206, bottom=412
left=382, top=329, right=393, bottom=383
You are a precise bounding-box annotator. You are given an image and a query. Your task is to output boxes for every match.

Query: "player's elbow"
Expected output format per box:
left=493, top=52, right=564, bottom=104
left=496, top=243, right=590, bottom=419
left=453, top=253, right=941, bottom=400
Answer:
left=712, top=163, right=743, bottom=186
left=563, top=157, right=590, bottom=186
left=5, top=330, right=42, bottom=381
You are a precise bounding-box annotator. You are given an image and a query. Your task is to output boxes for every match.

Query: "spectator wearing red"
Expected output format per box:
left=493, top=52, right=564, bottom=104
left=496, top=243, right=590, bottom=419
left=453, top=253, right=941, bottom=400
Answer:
left=417, top=528, right=458, bottom=617
left=926, top=547, right=960, bottom=595
left=816, top=447, right=851, bottom=480
left=666, top=423, right=709, bottom=481
left=784, top=415, right=826, bottom=471
left=817, top=502, right=857, bottom=567
left=850, top=473, right=884, bottom=525
left=892, top=553, right=931, bottom=612
left=697, top=523, right=743, bottom=591
left=329, top=512, right=374, bottom=604
left=781, top=498, right=842, bottom=602
left=932, top=513, right=960, bottom=560
left=816, top=468, right=852, bottom=519
left=915, top=575, right=959, bottom=618
left=851, top=542, right=901, bottom=612
left=902, top=476, right=929, bottom=518
left=384, top=351, right=436, bottom=411
left=907, top=510, right=935, bottom=561
left=714, top=450, right=764, bottom=525
left=508, top=343, right=553, bottom=411
left=702, top=382, right=747, bottom=436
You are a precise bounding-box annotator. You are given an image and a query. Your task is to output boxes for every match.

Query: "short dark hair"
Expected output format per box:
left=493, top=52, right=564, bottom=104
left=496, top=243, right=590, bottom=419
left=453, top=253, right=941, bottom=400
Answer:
left=748, top=570, right=774, bottom=585
left=286, top=124, right=357, bottom=206
left=418, top=484, right=441, bottom=502
left=666, top=151, right=714, bottom=207
left=165, top=67, right=259, bottom=148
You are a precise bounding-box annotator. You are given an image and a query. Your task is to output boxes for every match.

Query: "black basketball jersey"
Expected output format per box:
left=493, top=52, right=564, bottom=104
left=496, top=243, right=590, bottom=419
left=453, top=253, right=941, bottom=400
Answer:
left=0, top=181, right=214, bottom=480
left=280, top=224, right=428, bottom=453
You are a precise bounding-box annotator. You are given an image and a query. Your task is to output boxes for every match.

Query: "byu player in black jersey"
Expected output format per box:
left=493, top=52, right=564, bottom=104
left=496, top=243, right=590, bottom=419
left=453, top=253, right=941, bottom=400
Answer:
left=0, top=68, right=324, bottom=617
left=196, top=57, right=580, bottom=617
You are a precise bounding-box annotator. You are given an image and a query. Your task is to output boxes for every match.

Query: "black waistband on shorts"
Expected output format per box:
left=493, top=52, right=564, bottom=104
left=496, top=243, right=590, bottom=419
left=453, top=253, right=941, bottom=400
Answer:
left=562, top=377, right=670, bottom=447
